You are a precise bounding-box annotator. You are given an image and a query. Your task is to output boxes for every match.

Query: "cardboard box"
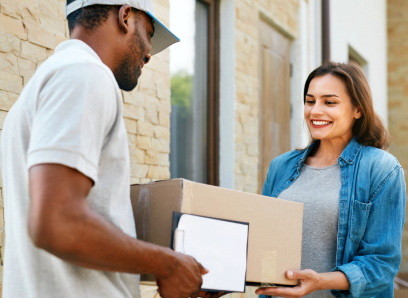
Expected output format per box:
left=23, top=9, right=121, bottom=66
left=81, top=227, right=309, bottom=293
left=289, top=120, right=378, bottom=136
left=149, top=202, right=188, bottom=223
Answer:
left=130, top=179, right=304, bottom=286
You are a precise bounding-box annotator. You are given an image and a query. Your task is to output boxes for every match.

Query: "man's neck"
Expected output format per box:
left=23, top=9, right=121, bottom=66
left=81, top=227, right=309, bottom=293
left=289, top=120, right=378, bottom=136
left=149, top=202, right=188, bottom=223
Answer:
left=70, top=25, right=123, bottom=73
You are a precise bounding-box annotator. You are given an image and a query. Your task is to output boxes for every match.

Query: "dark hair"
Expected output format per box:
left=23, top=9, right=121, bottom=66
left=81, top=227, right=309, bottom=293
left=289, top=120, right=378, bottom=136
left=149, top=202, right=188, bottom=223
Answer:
left=303, top=61, right=390, bottom=150
left=66, top=1, right=144, bottom=33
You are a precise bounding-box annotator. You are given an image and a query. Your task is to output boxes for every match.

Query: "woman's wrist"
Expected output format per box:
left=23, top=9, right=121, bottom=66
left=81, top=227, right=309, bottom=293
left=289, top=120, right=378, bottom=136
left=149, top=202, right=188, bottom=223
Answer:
left=317, top=272, right=350, bottom=291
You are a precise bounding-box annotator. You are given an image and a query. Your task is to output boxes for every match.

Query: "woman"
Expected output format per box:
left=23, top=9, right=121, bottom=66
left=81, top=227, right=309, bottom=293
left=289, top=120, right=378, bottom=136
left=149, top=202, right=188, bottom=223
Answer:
left=256, top=62, right=406, bottom=297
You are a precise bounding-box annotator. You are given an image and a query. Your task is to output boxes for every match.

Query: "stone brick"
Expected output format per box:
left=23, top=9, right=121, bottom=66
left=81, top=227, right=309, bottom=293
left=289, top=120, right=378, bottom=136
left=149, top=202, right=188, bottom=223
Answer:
left=0, top=32, right=21, bottom=55
left=159, top=153, right=169, bottom=166
left=159, top=98, right=171, bottom=112
left=145, top=109, right=159, bottom=125
left=0, top=70, right=23, bottom=93
left=0, top=13, right=27, bottom=40
left=159, top=111, right=170, bottom=127
left=388, top=0, right=408, bottom=273
left=136, top=135, right=151, bottom=150
left=130, top=163, right=148, bottom=178
left=0, top=91, right=18, bottom=111
left=138, top=80, right=157, bottom=97
left=152, top=138, right=170, bottom=153
left=18, top=57, right=36, bottom=77
left=146, top=165, right=169, bottom=179
left=58, top=1, right=65, bottom=19
left=124, top=118, right=137, bottom=134
left=0, top=53, right=19, bottom=75
left=0, top=0, right=20, bottom=19
left=144, top=95, right=160, bottom=111
left=55, top=34, right=69, bottom=47
left=154, top=126, right=170, bottom=140
left=20, top=41, right=46, bottom=62
left=20, top=0, right=42, bottom=26
left=156, top=78, right=170, bottom=100
left=38, top=0, right=59, bottom=18
left=23, top=75, right=33, bottom=86
left=130, top=177, right=141, bottom=184
left=123, top=103, right=145, bottom=120
left=130, top=148, right=145, bottom=164
left=127, top=133, right=136, bottom=148
left=27, top=24, right=56, bottom=49
left=36, top=60, right=44, bottom=70
left=137, top=121, right=154, bottom=137
left=0, top=110, right=8, bottom=129
left=144, top=150, right=159, bottom=165
left=40, top=12, right=65, bottom=36
left=46, top=49, right=54, bottom=59
left=123, top=90, right=145, bottom=107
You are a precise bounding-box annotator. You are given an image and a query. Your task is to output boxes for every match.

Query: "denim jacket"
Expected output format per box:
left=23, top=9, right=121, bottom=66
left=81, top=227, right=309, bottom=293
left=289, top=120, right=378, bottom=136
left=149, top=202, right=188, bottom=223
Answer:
left=262, top=136, right=406, bottom=297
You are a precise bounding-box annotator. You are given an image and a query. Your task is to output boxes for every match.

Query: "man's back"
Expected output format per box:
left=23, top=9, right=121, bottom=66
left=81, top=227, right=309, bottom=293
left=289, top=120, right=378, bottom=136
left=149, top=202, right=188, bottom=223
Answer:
left=1, top=39, right=140, bottom=298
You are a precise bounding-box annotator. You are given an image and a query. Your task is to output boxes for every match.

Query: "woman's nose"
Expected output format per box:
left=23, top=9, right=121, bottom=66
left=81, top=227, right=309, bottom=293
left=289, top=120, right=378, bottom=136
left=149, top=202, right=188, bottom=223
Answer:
left=310, top=102, right=324, bottom=115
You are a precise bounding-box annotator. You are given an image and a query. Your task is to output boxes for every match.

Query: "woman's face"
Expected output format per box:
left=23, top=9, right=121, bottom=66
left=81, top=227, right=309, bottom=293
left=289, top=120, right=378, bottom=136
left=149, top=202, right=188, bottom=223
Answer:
left=304, top=74, right=362, bottom=142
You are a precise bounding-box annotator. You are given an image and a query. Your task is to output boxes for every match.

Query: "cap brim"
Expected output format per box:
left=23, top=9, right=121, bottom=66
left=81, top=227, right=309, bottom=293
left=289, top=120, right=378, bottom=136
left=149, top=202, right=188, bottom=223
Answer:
left=147, top=12, right=180, bottom=56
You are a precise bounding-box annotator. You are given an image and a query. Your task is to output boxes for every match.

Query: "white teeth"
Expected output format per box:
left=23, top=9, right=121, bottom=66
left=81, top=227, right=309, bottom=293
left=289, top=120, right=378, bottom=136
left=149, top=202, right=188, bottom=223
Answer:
left=312, top=121, right=330, bottom=126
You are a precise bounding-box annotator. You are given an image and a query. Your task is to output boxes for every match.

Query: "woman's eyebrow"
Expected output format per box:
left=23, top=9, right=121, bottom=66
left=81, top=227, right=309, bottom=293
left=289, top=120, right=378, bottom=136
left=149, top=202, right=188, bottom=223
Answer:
left=321, top=94, right=339, bottom=98
left=306, top=94, right=314, bottom=97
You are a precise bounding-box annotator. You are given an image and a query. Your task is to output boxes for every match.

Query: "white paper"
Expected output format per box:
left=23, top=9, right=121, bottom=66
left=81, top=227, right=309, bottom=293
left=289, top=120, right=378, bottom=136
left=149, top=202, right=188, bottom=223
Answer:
left=175, top=214, right=249, bottom=292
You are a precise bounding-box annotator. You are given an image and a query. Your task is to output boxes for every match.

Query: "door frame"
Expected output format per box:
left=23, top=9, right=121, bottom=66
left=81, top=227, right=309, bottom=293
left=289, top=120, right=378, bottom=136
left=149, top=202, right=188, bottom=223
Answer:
left=200, top=0, right=220, bottom=186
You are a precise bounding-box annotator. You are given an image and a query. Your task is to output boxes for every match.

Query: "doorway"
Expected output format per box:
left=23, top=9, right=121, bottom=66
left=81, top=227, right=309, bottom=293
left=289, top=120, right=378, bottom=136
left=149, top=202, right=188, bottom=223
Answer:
left=258, top=20, right=292, bottom=194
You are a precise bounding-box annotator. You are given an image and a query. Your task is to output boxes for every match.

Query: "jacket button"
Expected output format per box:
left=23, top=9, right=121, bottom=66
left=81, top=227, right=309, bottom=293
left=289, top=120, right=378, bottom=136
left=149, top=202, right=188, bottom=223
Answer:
left=290, top=178, right=294, bottom=181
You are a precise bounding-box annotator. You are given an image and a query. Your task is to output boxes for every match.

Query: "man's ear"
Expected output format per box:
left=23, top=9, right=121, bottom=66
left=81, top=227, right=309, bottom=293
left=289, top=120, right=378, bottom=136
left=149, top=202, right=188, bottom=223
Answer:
left=118, top=5, right=132, bottom=34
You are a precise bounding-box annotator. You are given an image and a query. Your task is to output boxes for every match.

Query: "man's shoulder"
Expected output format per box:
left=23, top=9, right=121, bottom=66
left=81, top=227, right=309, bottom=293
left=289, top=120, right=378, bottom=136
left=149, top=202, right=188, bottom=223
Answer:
left=37, top=41, right=115, bottom=86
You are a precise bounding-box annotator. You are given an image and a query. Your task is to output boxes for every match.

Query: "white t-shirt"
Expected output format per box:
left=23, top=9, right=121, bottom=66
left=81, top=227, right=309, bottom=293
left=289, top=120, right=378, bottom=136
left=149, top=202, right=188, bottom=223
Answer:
left=0, top=40, right=141, bottom=298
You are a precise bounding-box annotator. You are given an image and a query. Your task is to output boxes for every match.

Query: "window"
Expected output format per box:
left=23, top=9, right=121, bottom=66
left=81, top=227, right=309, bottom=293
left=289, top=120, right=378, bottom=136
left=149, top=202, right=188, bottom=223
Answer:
left=169, top=0, right=219, bottom=185
left=349, top=46, right=368, bottom=78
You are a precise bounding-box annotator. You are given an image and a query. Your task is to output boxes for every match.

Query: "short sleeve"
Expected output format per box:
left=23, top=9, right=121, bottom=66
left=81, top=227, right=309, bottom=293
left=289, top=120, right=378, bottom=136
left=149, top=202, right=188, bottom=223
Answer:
left=27, top=62, right=117, bottom=184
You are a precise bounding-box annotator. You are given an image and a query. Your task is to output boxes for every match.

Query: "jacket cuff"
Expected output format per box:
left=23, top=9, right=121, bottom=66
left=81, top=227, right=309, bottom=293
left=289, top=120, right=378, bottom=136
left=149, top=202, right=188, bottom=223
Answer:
left=330, top=263, right=366, bottom=298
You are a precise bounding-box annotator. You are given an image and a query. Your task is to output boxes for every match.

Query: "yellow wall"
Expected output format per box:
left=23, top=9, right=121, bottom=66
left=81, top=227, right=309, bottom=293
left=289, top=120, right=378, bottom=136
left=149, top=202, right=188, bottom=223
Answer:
left=388, top=0, right=408, bottom=273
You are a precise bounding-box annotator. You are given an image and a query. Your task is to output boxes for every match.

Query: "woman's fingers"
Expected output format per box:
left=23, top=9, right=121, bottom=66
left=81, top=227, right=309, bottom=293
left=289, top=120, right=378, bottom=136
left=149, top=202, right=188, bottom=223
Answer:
left=255, top=286, right=303, bottom=297
left=286, top=269, right=315, bottom=280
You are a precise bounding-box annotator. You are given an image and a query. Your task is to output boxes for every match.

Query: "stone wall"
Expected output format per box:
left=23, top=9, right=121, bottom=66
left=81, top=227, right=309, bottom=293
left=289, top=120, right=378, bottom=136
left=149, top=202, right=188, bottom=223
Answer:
left=234, top=0, right=299, bottom=193
left=0, top=0, right=171, bottom=290
left=387, top=0, right=408, bottom=273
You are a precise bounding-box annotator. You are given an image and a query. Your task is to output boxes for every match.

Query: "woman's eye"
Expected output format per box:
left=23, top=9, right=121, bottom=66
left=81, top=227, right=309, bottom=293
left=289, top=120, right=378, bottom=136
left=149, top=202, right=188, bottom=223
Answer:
left=306, top=100, right=315, bottom=104
left=326, top=101, right=336, bottom=105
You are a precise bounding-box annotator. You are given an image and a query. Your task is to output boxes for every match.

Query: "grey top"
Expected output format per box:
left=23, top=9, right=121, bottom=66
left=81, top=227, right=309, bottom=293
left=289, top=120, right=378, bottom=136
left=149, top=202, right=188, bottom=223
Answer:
left=277, top=163, right=342, bottom=297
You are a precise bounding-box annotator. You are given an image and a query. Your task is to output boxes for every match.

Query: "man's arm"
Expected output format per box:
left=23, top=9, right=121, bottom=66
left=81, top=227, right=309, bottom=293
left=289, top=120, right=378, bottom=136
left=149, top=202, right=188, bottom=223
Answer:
left=29, top=164, right=206, bottom=298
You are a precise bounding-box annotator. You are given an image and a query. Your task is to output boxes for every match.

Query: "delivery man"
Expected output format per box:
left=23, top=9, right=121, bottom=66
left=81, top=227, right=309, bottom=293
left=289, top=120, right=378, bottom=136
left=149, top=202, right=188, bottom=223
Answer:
left=0, top=1, right=215, bottom=297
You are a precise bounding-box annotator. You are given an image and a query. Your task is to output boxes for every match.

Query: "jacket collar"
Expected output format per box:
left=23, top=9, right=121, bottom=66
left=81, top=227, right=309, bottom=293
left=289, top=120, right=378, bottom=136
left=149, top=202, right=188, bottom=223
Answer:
left=296, top=136, right=362, bottom=168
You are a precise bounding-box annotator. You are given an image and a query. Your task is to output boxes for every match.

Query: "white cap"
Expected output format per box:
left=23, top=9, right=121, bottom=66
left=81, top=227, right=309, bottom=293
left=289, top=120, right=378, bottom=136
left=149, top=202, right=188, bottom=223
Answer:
left=66, top=0, right=180, bottom=55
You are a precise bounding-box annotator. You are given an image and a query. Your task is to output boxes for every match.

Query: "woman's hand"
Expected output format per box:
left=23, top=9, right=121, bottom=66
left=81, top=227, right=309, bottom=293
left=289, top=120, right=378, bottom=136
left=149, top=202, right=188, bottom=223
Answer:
left=255, top=270, right=350, bottom=298
left=255, top=270, right=323, bottom=298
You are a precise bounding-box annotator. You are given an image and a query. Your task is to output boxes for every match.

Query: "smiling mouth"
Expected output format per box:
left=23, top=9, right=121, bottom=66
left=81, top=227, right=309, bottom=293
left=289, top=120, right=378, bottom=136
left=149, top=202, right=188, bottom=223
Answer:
left=311, top=120, right=332, bottom=127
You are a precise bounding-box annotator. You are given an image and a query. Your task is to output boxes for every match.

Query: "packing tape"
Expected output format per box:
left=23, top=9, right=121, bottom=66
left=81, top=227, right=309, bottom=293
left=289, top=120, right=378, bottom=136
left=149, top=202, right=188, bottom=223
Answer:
left=261, top=251, right=277, bottom=287
left=181, top=180, right=193, bottom=213
left=136, top=186, right=150, bottom=242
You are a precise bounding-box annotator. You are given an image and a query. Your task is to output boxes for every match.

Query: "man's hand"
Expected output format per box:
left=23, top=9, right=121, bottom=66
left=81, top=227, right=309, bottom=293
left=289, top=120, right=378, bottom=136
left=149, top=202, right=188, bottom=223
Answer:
left=255, top=270, right=350, bottom=298
left=156, top=251, right=208, bottom=298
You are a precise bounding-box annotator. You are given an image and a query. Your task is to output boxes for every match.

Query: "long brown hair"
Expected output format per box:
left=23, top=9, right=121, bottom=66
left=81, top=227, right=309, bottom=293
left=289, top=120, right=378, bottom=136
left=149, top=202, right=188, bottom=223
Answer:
left=303, top=61, right=390, bottom=150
